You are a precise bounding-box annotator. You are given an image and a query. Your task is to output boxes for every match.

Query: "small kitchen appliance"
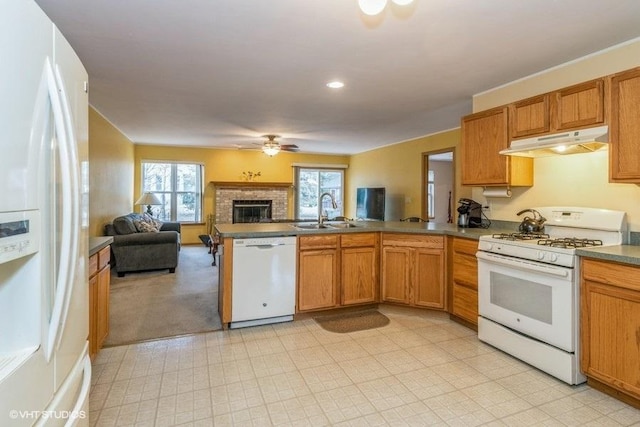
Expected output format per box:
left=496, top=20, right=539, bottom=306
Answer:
left=457, top=198, right=484, bottom=228
left=517, top=208, right=546, bottom=233
left=476, top=207, right=627, bottom=385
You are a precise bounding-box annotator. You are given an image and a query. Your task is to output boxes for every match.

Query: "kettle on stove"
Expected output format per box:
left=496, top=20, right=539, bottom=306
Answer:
left=517, top=208, right=546, bottom=233
left=457, top=198, right=483, bottom=228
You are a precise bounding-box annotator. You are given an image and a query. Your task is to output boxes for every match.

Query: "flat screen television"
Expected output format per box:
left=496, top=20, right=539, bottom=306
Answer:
left=356, top=187, right=385, bottom=220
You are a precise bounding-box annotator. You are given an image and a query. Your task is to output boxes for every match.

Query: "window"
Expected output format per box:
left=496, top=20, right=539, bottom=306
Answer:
left=141, top=162, right=203, bottom=222
left=294, top=167, right=344, bottom=220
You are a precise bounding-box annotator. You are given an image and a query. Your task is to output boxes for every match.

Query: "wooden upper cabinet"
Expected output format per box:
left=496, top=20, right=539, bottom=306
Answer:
left=609, top=67, right=640, bottom=183
left=509, top=94, right=550, bottom=138
left=461, top=107, right=533, bottom=186
left=551, top=78, right=605, bottom=131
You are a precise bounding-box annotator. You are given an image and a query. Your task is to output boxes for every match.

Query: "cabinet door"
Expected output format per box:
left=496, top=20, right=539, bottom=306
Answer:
left=96, top=265, right=110, bottom=350
left=381, top=246, right=411, bottom=304
left=88, top=274, right=98, bottom=359
left=461, top=107, right=510, bottom=185
left=298, top=249, right=338, bottom=312
left=581, top=259, right=640, bottom=401
left=510, top=94, right=550, bottom=138
left=609, top=68, right=640, bottom=182
left=552, top=79, right=605, bottom=131
left=451, top=238, right=479, bottom=326
left=342, top=246, right=377, bottom=305
left=413, top=248, right=445, bottom=309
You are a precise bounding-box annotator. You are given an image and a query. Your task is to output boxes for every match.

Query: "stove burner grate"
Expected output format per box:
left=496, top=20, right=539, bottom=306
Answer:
left=491, top=232, right=550, bottom=241
left=537, top=238, right=604, bottom=248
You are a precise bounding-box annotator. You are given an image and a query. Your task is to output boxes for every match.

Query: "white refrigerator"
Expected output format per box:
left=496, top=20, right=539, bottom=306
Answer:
left=0, top=0, right=91, bottom=425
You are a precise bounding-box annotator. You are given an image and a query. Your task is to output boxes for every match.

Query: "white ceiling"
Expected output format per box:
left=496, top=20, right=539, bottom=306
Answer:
left=35, top=0, right=640, bottom=155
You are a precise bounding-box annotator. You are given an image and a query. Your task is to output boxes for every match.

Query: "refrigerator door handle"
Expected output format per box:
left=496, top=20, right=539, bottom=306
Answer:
left=53, top=64, right=81, bottom=351
left=42, top=57, right=77, bottom=362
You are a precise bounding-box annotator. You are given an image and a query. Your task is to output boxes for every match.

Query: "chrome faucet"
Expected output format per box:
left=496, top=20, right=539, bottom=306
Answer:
left=318, top=192, right=338, bottom=225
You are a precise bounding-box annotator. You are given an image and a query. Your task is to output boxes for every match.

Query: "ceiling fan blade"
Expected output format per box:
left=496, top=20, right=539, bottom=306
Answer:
left=281, top=144, right=299, bottom=152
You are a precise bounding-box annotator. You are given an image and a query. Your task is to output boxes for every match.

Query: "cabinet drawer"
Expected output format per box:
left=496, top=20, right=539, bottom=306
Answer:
left=582, top=258, right=640, bottom=291
left=452, top=237, right=478, bottom=256
left=382, top=233, right=443, bottom=248
left=89, top=253, right=98, bottom=277
left=452, top=252, right=478, bottom=290
left=299, top=234, right=339, bottom=250
left=341, top=233, right=377, bottom=248
left=98, top=246, right=111, bottom=270
left=452, top=283, right=478, bottom=324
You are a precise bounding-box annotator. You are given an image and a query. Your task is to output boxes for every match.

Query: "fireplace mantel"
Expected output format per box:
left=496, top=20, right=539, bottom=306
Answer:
left=211, top=181, right=292, bottom=189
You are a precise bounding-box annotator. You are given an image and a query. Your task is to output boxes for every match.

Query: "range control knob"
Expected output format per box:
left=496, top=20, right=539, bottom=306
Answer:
left=549, top=254, right=559, bottom=263
left=537, top=251, right=545, bottom=260
left=485, top=243, right=493, bottom=251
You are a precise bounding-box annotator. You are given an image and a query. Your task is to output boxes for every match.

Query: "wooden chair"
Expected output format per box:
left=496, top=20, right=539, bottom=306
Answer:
left=400, top=216, right=427, bottom=222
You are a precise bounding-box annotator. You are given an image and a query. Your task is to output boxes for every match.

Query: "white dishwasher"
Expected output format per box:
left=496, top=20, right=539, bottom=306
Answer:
left=231, top=236, right=297, bottom=329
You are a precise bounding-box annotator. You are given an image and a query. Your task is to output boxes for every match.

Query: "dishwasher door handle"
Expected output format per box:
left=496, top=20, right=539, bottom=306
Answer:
left=245, top=243, right=286, bottom=249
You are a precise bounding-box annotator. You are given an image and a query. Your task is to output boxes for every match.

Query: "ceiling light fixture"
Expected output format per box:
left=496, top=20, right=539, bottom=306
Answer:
left=262, top=143, right=280, bottom=157
left=326, top=81, right=345, bottom=89
left=358, top=0, right=413, bottom=16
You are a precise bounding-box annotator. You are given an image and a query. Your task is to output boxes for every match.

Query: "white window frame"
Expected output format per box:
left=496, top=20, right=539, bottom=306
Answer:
left=293, top=165, right=346, bottom=220
left=140, top=160, right=204, bottom=223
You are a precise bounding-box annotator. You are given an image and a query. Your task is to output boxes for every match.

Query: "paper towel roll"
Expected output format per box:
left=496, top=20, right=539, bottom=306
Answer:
left=482, top=188, right=512, bottom=198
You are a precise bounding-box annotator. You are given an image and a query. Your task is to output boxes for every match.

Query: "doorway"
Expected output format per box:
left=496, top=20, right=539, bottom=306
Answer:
left=422, top=149, right=455, bottom=223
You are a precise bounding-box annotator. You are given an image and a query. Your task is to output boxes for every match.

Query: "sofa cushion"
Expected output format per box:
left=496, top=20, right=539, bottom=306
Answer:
left=112, top=214, right=139, bottom=235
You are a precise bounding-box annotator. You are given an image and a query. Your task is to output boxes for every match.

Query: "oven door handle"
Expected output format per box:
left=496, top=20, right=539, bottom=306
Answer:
left=476, top=251, right=571, bottom=278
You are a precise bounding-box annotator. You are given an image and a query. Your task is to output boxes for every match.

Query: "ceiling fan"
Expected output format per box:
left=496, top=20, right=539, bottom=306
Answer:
left=258, top=135, right=300, bottom=156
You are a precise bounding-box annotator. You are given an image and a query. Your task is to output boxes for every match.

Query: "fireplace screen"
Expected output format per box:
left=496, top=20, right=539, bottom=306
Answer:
left=233, top=200, right=272, bottom=223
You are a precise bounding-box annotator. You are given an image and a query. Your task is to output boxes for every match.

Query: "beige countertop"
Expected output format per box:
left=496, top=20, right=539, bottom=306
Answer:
left=89, top=236, right=113, bottom=256
left=214, top=221, right=515, bottom=240
left=215, top=221, right=640, bottom=266
left=576, top=244, right=640, bottom=266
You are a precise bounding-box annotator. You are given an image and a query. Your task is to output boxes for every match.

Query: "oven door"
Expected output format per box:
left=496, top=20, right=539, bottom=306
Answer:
left=477, top=250, right=576, bottom=352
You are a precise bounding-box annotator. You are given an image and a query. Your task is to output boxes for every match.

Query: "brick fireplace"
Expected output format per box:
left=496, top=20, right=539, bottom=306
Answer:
left=213, top=182, right=290, bottom=224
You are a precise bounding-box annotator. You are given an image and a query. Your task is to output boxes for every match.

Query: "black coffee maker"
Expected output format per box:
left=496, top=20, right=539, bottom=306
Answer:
left=457, top=198, right=483, bottom=228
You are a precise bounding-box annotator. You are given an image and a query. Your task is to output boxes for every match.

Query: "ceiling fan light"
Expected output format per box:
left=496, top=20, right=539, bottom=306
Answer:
left=262, top=145, right=280, bottom=156
left=358, top=0, right=387, bottom=16
left=391, top=0, right=413, bottom=5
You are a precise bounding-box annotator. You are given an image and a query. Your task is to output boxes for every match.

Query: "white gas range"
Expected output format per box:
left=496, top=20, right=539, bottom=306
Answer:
left=476, top=207, right=627, bottom=385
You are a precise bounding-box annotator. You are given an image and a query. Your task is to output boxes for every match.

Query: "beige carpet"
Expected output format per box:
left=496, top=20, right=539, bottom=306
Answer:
left=104, top=245, right=221, bottom=346
left=314, top=310, right=390, bottom=333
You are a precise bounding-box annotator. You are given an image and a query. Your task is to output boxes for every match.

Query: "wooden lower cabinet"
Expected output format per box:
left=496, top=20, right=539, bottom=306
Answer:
left=381, top=234, right=445, bottom=309
left=449, top=237, right=479, bottom=327
left=341, top=233, right=379, bottom=305
left=581, top=258, right=640, bottom=407
left=297, top=233, right=379, bottom=312
left=89, top=245, right=111, bottom=359
left=297, top=235, right=339, bottom=312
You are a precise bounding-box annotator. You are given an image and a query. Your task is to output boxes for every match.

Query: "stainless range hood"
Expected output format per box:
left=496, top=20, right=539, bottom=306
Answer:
left=500, top=125, right=608, bottom=157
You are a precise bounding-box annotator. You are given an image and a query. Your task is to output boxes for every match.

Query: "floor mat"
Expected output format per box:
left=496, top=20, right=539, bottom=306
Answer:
left=314, top=310, right=390, bottom=333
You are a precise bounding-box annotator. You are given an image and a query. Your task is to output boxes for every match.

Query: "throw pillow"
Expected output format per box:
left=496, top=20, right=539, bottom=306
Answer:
left=133, top=219, right=159, bottom=233
left=143, top=213, right=163, bottom=230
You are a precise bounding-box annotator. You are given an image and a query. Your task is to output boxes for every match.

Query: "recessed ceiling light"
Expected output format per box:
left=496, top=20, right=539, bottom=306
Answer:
left=326, top=81, right=345, bottom=89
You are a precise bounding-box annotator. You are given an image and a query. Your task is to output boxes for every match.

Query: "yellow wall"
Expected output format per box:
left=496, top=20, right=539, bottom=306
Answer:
left=88, top=107, right=135, bottom=236
left=133, top=145, right=349, bottom=244
left=348, top=129, right=468, bottom=221
left=470, top=38, right=640, bottom=230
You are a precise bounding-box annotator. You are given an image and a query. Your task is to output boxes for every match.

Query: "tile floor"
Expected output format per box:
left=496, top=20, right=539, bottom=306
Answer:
left=90, top=307, right=640, bottom=426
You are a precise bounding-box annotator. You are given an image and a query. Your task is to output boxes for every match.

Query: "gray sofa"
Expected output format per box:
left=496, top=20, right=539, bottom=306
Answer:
left=104, top=213, right=181, bottom=277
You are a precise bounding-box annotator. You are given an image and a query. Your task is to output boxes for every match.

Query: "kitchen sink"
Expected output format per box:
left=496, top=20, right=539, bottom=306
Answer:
left=291, top=223, right=330, bottom=230
left=291, top=222, right=359, bottom=230
left=327, top=222, right=358, bottom=228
